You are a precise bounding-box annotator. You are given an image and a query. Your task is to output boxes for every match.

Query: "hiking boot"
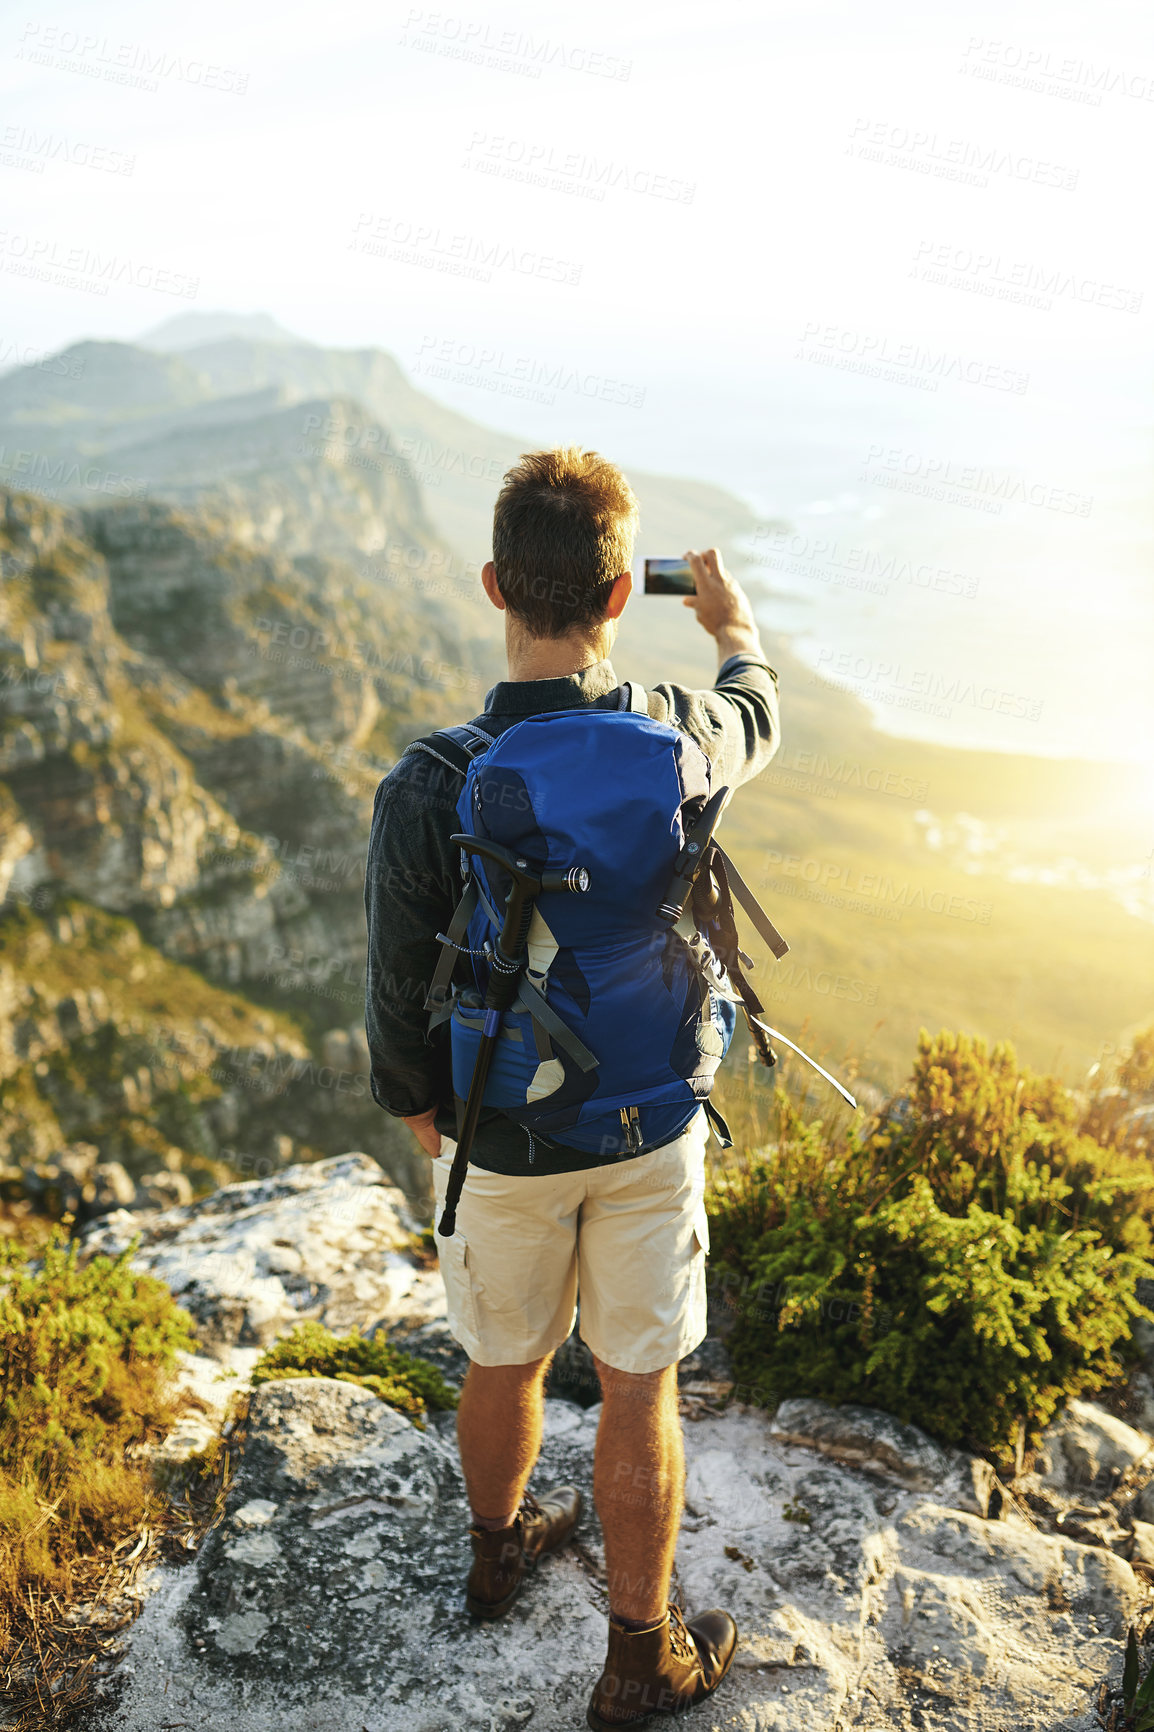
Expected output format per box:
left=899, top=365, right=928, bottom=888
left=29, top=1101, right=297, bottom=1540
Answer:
left=465, top=1485, right=581, bottom=1619
left=586, top=1602, right=738, bottom=1728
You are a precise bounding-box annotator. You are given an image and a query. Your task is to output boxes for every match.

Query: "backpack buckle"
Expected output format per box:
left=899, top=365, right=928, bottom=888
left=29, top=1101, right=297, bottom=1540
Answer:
left=619, top=1106, right=643, bottom=1153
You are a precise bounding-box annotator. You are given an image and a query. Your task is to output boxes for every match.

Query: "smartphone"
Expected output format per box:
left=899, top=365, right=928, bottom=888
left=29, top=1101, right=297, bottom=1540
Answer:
left=644, top=557, right=696, bottom=596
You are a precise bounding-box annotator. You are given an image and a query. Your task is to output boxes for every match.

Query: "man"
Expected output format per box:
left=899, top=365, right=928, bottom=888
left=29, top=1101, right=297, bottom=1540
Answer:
left=365, top=447, right=779, bottom=1728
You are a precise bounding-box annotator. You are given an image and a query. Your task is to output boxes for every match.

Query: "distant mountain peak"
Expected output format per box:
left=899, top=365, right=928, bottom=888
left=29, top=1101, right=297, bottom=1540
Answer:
left=139, top=311, right=306, bottom=353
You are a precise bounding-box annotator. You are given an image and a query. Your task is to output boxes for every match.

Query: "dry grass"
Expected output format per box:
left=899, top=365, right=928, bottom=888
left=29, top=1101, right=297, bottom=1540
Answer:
left=0, top=1396, right=247, bottom=1730
left=0, top=1222, right=230, bottom=1727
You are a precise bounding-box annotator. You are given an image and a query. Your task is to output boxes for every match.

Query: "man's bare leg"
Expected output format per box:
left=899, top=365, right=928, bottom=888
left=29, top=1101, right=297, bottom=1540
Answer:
left=593, top=1356, right=682, bottom=1622
left=456, top=1355, right=553, bottom=1525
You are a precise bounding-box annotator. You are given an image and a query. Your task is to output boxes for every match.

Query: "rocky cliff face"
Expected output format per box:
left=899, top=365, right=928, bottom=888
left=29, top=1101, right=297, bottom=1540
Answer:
left=80, top=1155, right=1152, bottom=1732
left=0, top=480, right=478, bottom=1210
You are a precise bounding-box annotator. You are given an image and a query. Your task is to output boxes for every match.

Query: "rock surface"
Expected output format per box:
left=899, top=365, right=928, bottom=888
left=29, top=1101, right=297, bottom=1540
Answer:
left=91, top=1375, right=1144, bottom=1732
left=1038, top=1399, right=1154, bottom=1498
left=768, top=1396, right=997, bottom=1516
left=81, top=1151, right=445, bottom=1360
left=69, top=1155, right=1151, bottom=1732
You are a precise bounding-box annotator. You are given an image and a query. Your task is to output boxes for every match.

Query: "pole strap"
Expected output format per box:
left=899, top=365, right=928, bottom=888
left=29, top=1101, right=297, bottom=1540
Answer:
left=747, top=1016, right=858, bottom=1109
left=714, top=845, right=789, bottom=960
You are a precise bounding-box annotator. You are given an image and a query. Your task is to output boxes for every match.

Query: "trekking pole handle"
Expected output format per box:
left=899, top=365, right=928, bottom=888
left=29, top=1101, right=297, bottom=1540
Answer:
left=449, top=835, right=590, bottom=901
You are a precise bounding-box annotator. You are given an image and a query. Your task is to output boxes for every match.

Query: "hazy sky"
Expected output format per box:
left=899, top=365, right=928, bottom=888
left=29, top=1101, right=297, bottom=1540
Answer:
left=4, top=1, right=1150, bottom=373
left=2, top=0, right=1152, bottom=763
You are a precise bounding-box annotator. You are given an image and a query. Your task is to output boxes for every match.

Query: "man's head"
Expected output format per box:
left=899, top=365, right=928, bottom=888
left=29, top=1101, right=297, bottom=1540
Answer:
left=485, top=447, right=638, bottom=644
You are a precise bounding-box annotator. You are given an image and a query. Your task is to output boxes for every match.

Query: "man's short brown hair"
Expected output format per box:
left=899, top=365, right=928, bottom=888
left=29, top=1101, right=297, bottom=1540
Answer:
left=491, top=446, right=638, bottom=638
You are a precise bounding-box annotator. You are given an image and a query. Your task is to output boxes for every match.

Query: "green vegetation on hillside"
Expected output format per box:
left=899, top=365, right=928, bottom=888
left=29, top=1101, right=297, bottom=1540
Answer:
left=709, top=1028, right=1154, bottom=1468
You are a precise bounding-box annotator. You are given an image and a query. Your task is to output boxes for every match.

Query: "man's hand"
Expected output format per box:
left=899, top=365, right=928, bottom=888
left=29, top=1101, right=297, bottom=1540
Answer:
left=404, top=1106, right=441, bottom=1158
left=682, top=548, right=762, bottom=664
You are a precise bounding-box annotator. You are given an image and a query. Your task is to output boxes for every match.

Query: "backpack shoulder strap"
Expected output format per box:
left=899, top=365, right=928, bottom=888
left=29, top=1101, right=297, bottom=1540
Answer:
left=403, top=723, right=494, bottom=779
left=405, top=725, right=495, bottom=1020
left=617, top=681, right=648, bottom=714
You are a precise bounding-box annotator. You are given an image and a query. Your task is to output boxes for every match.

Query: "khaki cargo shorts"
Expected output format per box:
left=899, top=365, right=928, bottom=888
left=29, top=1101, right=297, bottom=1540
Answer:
left=430, top=1111, right=710, bottom=1375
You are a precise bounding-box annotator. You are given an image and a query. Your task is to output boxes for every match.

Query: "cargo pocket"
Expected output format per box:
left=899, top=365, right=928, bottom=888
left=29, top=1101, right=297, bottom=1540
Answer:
left=432, top=1157, right=480, bottom=1345
left=676, top=1199, right=711, bottom=1361
left=436, top=1225, right=480, bottom=1345
left=692, top=1200, right=710, bottom=1257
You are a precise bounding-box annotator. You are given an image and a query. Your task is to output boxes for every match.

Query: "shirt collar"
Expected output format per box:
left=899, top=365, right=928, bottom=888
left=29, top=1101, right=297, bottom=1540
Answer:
left=482, top=659, right=620, bottom=715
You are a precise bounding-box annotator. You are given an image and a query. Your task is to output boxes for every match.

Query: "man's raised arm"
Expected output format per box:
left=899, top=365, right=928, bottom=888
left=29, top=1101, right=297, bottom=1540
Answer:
left=648, top=545, right=781, bottom=792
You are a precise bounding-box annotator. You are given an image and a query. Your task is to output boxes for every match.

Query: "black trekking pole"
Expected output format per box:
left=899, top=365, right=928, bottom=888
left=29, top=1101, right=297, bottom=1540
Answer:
left=437, top=836, right=590, bottom=1237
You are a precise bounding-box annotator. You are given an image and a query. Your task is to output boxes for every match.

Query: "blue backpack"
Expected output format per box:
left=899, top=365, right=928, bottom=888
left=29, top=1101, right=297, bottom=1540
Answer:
left=409, top=684, right=801, bottom=1163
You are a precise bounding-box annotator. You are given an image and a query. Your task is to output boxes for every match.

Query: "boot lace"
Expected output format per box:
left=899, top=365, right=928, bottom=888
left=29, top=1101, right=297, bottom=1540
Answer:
left=667, top=1604, right=695, bottom=1663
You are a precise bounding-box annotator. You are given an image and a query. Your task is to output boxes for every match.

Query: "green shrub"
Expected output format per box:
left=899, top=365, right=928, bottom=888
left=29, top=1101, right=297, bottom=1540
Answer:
left=709, top=1030, right=1154, bottom=1468
left=0, top=1226, right=195, bottom=1646
left=251, top=1321, right=459, bottom=1427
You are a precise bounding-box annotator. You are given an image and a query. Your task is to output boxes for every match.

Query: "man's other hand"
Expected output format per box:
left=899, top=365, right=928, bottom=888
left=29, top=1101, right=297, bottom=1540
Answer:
left=404, top=1106, right=442, bottom=1158
left=682, top=547, right=762, bottom=663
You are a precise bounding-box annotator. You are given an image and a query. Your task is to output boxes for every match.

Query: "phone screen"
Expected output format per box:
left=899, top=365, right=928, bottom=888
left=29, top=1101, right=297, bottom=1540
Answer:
left=644, top=557, right=696, bottom=595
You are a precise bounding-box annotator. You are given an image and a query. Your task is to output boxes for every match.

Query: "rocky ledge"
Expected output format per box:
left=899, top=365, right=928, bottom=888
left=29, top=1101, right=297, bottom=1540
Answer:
left=80, top=1155, right=1152, bottom=1731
